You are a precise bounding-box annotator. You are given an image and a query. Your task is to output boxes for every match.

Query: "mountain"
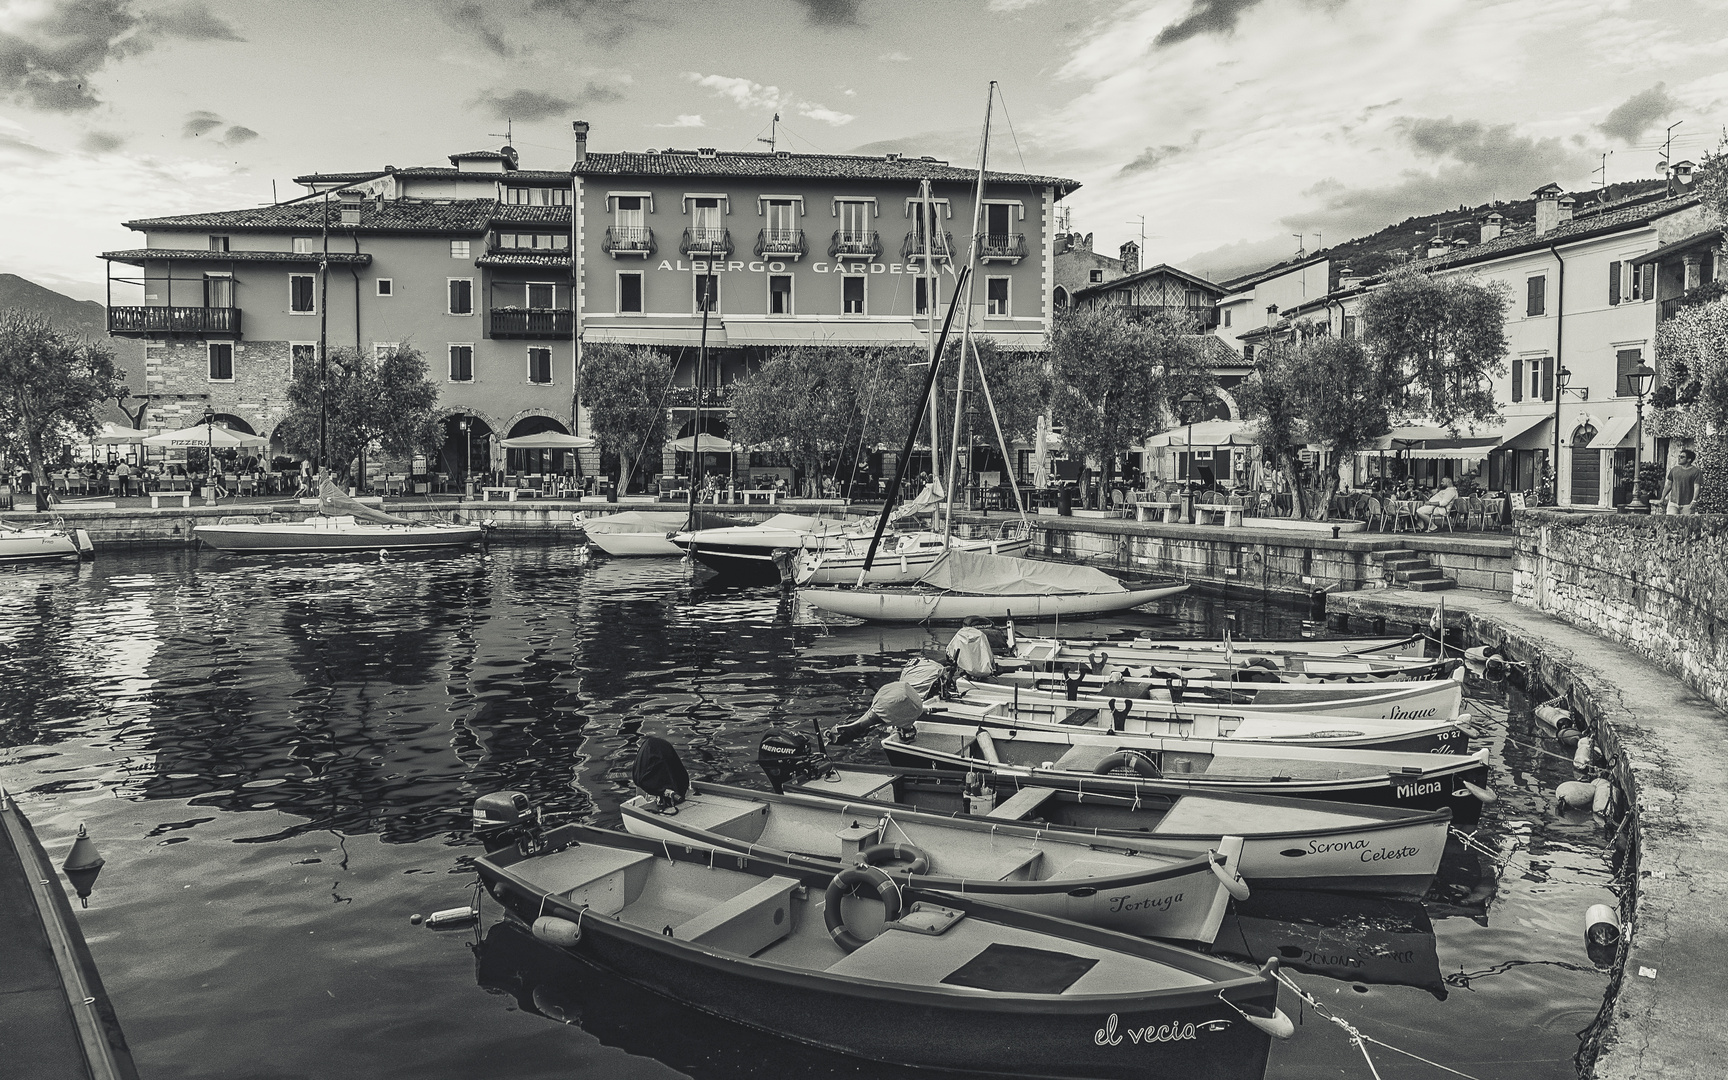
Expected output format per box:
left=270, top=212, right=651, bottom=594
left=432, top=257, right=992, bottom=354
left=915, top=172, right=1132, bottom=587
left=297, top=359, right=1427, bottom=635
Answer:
left=0, top=273, right=148, bottom=424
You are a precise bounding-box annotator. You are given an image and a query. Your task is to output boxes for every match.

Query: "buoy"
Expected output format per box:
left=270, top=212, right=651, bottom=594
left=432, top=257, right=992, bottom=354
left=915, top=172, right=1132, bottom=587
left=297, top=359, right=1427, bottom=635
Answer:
left=1209, top=852, right=1251, bottom=902
left=533, top=915, right=583, bottom=947
left=1584, top=904, right=1621, bottom=947
left=1592, top=776, right=1614, bottom=814
left=1556, top=724, right=1584, bottom=749
left=1573, top=735, right=1595, bottom=770
left=61, top=823, right=104, bottom=907
left=1534, top=703, right=1571, bottom=731
left=1556, top=781, right=1596, bottom=808
left=1464, top=645, right=1492, bottom=664
left=970, top=728, right=1000, bottom=765
left=409, top=913, right=424, bottom=925
left=426, top=905, right=478, bottom=929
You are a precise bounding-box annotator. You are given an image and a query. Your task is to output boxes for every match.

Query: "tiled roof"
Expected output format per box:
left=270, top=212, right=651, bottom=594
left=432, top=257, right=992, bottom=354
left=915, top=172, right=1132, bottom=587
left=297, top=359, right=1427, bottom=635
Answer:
left=100, top=248, right=373, bottom=266
left=1071, top=262, right=1228, bottom=303
left=1220, top=253, right=1328, bottom=292
left=491, top=204, right=572, bottom=226
left=1630, top=227, right=1723, bottom=267
left=1406, top=193, right=1701, bottom=274
left=449, top=149, right=511, bottom=162
left=125, top=199, right=496, bottom=235
left=475, top=252, right=573, bottom=269
left=573, top=150, right=1079, bottom=196
left=293, top=166, right=573, bottom=184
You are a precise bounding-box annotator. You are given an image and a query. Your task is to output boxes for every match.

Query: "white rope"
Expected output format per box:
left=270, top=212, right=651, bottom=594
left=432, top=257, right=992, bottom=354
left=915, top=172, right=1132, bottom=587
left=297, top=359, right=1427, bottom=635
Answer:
left=1273, top=969, right=1487, bottom=1080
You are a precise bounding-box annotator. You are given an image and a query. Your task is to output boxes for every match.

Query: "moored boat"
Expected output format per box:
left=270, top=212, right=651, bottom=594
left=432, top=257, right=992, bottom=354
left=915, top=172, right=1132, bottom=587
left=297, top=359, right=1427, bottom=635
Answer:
left=584, top=510, right=748, bottom=557
left=0, top=522, right=92, bottom=563
left=981, top=667, right=1468, bottom=715
left=1009, top=636, right=1446, bottom=677
left=473, top=820, right=1291, bottom=1079
left=193, top=480, right=484, bottom=554
left=673, top=513, right=856, bottom=582
left=793, top=529, right=1031, bottom=586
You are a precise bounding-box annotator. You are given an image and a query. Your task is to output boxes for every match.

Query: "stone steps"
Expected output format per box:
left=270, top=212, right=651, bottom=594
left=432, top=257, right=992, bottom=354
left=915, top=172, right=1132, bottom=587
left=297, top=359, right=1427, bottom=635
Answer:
left=1371, top=547, right=1455, bottom=591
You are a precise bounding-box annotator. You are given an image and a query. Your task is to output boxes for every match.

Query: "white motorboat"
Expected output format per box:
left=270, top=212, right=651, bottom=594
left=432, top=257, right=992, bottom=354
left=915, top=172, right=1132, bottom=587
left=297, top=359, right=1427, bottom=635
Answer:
left=193, top=480, right=484, bottom=553
left=584, top=510, right=748, bottom=557
left=673, top=513, right=856, bottom=582
left=0, top=521, right=92, bottom=562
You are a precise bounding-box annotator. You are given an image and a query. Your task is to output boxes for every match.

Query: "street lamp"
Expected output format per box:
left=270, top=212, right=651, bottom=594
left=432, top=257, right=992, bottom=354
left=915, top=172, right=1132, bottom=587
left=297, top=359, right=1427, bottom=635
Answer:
left=1179, top=392, right=1203, bottom=522
left=202, top=406, right=216, bottom=503
left=1628, top=362, right=1657, bottom=511
left=458, top=417, right=471, bottom=493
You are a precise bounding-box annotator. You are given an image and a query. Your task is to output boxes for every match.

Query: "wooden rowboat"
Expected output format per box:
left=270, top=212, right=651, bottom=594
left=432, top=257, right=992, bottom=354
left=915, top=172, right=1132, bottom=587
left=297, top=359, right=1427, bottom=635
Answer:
left=979, top=667, right=1467, bottom=715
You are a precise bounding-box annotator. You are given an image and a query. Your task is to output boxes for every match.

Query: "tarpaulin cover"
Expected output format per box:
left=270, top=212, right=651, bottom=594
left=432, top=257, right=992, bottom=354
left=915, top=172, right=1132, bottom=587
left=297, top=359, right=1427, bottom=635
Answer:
left=632, top=736, right=690, bottom=799
left=947, top=626, right=996, bottom=676
left=917, top=548, right=1126, bottom=596
left=866, top=680, right=926, bottom=726
left=891, top=481, right=945, bottom=520
left=319, top=479, right=416, bottom=526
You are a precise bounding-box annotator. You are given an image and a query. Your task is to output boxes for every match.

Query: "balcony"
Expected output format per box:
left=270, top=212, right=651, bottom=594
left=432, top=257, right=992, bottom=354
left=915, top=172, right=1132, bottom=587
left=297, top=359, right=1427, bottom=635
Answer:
left=979, top=233, right=1027, bottom=263
left=829, top=230, right=882, bottom=261
left=490, top=308, right=573, bottom=339
left=681, top=227, right=734, bottom=258
left=107, top=306, right=240, bottom=337
left=754, top=228, right=807, bottom=260
left=901, top=230, right=956, bottom=262
left=604, top=226, right=656, bottom=257
left=666, top=386, right=730, bottom=410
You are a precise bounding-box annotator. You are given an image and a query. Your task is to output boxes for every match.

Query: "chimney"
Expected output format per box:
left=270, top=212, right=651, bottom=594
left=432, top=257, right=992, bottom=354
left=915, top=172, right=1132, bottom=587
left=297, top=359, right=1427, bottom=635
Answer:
left=572, top=120, right=589, bottom=163
left=1532, top=183, right=1563, bottom=235
left=1120, top=240, right=1139, bottom=274
left=1557, top=195, right=1575, bottom=224
left=1426, top=231, right=1449, bottom=259
left=1673, top=160, right=1696, bottom=185
left=1079, top=232, right=1093, bottom=253
left=1338, top=264, right=1364, bottom=289
left=339, top=188, right=363, bottom=227
left=1480, top=211, right=1503, bottom=243
left=698, top=147, right=717, bottom=158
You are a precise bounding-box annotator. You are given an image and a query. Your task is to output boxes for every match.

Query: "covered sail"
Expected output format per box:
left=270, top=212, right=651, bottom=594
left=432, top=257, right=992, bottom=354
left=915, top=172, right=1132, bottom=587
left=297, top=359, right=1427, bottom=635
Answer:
left=319, top=479, right=417, bottom=526
left=916, top=548, right=1126, bottom=596
left=890, top=481, right=945, bottom=520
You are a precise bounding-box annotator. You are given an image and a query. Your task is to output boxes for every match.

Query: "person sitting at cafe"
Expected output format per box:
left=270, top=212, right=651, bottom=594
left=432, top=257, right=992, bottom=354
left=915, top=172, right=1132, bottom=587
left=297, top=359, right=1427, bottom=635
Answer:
left=1414, top=477, right=1459, bottom=532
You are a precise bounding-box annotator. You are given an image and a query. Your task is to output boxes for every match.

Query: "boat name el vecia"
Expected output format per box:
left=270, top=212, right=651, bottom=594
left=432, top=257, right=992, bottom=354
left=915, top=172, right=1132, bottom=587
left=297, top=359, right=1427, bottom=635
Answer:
left=1094, top=1013, right=1224, bottom=1047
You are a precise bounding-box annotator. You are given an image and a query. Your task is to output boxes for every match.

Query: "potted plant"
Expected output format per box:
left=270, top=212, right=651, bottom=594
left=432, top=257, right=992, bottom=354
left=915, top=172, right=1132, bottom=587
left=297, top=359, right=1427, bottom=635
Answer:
left=1635, top=461, right=1664, bottom=512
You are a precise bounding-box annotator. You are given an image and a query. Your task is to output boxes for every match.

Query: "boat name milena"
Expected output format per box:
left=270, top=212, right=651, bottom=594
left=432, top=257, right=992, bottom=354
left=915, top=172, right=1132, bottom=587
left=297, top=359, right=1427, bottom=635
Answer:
left=1394, top=779, right=1443, bottom=798
left=1107, top=891, right=1182, bottom=914
left=1094, top=1012, right=1221, bottom=1046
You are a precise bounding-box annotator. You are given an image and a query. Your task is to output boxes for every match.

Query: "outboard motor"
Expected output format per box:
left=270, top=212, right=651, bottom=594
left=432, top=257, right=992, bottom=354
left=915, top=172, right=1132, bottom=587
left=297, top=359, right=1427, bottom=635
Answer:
left=758, top=729, right=827, bottom=794
left=632, top=736, right=690, bottom=814
left=473, top=791, right=542, bottom=855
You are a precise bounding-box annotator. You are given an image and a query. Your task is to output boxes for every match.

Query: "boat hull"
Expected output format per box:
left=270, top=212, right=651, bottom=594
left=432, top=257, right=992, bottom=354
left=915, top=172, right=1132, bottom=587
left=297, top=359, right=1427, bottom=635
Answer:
left=192, top=522, right=483, bottom=552
left=981, top=672, right=1466, bottom=722
left=800, top=583, right=1189, bottom=622
left=796, top=536, right=1031, bottom=586
left=0, top=531, right=81, bottom=562
left=588, top=531, right=682, bottom=557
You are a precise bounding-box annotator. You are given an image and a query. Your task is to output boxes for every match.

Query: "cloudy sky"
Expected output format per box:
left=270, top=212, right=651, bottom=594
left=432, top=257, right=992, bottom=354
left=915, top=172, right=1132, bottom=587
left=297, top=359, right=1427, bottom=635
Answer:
left=3, top=0, right=1726, bottom=302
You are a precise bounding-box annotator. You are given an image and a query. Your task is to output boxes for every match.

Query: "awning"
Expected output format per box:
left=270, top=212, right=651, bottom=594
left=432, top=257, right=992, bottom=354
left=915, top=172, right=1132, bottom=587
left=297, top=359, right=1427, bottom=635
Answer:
left=1142, top=419, right=1256, bottom=447
left=584, top=324, right=728, bottom=347
left=1494, top=414, right=1553, bottom=451
left=723, top=321, right=924, bottom=347
left=1584, top=414, right=1637, bottom=450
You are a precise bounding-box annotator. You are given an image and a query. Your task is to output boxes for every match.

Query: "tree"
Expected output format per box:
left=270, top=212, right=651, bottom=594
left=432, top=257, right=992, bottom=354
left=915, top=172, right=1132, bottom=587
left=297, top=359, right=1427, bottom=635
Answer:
left=1654, top=298, right=1728, bottom=512
left=0, top=310, right=126, bottom=509
left=1048, top=306, right=1213, bottom=496
left=1360, top=268, right=1509, bottom=429
left=278, top=345, right=443, bottom=483
left=579, top=343, right=672, bottom=492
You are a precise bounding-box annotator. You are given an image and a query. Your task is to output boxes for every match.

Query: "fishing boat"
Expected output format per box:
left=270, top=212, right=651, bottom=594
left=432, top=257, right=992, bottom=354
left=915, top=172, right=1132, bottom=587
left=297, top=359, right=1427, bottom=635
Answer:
left=925, top=685, right=1472, bottom=755
left=1008, top=637, right=1448, bottom=678
left=1021, top=633, right=1426, bottom=658
left=800, top=547, right=1189, bottom=622
left=621, top=781, right=1246, bottom=944
left=192, top=481, right=484, bottom=553
left=881, top=719, right=1495, bottom=821
left=673, top=513, right=855, bottom=582
left=786, top=762, right=1451, bottom=897
left=0, top=521, right=92, bottom=563
left=473, top=820, right=1290, bottom=1079
left=584, top=510, right=749, bottom=557
left=792, top=527, right=1031, bottom=586
left=981, top=667, right=1467, bottom=714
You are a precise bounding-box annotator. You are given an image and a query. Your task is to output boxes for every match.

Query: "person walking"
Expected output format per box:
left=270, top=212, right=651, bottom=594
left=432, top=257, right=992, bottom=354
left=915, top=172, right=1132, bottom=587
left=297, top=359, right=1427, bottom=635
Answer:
left=114, top=458, right=132, bottom=498
left=1661, top=448, right=1702, bottom=515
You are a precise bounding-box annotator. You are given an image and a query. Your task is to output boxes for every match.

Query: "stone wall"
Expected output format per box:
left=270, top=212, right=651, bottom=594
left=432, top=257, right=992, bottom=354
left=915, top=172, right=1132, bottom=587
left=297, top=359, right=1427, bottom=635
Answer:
left=144, top=339, right=296, bottom=441
left=1513, top=509, right=1728, bottom=712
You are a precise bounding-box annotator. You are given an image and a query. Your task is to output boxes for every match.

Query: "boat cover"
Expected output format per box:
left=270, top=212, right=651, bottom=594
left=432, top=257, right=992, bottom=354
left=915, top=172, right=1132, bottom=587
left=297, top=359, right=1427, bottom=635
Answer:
left=319, top=479, right=416, bottom=526
left=633, top=736, right=690, bottom=800
left=586, top=511, right=747, bottom=532
left=917, top=548, right=1126, bottom=596
left=891, top=481, right=945, bottom=520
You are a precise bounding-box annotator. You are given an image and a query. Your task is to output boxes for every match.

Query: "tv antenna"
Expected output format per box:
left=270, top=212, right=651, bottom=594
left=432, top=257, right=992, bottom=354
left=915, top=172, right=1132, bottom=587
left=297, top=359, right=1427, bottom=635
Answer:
left=757, top=113, right=780, bottom=152
left=489, top=120, right=513, bottom=145
left=1126, top=215, right=1146, bottom=252
left=1292, top=233, right=1306, bottom=258
left=1593, top=151, right=1612, bottom=202
left=1662, top=121, right=1683, bottom=195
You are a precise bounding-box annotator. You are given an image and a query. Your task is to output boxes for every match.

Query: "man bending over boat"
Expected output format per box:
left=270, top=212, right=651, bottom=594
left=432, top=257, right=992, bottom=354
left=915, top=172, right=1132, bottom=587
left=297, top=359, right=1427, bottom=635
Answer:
left=831, top=655, right=953, bottom=743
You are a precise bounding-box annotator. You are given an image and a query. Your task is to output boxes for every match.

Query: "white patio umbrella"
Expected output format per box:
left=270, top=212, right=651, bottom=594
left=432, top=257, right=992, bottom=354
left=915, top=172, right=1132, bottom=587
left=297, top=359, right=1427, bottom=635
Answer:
left=498, top=431, right=596, bottom=449
left=94, top=422, right=145, bottom=445
left=140, top=423, right=267, bottom=448
left=667, top=433, right=739, bottom=453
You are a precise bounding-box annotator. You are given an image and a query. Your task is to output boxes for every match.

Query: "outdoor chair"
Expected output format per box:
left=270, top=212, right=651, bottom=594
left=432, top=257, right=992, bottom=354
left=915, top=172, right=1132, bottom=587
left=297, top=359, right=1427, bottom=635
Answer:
left=1480, top=497, right=1506, bottom=532
left=1364, top=497, right=1386, bottom=530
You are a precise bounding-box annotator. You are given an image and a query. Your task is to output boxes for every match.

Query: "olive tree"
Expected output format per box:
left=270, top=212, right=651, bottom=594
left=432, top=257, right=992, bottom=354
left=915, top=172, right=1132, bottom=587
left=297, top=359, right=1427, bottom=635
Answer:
left=0, top=310, right=127, bottom=509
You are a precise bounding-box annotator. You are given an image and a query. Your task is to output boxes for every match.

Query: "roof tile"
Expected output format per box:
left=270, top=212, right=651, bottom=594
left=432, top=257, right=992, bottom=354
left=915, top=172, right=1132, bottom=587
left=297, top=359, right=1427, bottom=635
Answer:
left=125, top=199, right=496, bottom=235
left=573, top=149, right=1078, bottom=196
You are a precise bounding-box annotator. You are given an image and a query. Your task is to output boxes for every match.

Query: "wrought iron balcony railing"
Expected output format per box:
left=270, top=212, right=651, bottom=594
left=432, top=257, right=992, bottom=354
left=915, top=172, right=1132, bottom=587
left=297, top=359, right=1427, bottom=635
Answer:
left=666, top=386, right=730, bottom=409
left=681, top=227, right=734, bottom=257
left=828, top=230, right=882, bottom=260
left=107, top=306, right=240, bottom=337
left=603, top=225, right=656, bottom=257
left=754, top=228, right=807, bottom=259
left=901, top=230, right=956, bottom=261
left=490, top=308, right=573, bottom=339
left=979, top=233, right=1027, bottom=262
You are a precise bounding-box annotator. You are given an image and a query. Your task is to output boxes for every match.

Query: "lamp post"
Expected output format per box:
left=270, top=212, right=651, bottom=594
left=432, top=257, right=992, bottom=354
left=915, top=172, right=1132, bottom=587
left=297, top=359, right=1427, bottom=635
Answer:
left=202, top=406, right=216, bottom=503
left=458, top=417, right=471, bottom=495
left=1179, top=392, right=1202, bottom=523
left=1628, top=362, right=1657, bottom=511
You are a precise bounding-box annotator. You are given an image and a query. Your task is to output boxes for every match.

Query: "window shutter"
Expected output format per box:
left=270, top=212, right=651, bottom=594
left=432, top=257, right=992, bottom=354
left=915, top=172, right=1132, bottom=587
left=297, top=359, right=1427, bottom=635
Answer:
left=1512, top=357, right=1524, bottom=402
left=1526, top=277, right=1544, bottom=316
left=1541, top=358, right=1554, bottom=402
left=1638, top=264, right=1654, bottom=301
left=1608, top=261, right=1621, bottom=305
left=1616, top=349, right=1641, bottom=396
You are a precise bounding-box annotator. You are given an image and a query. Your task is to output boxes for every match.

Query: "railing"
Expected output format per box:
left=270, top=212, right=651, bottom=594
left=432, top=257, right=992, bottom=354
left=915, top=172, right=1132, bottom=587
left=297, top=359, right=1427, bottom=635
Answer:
left=979, top=233, right=1027, bottom=262
left=681, top=227, right=733, bottom=256
left=754, top=228, right=807, bottom=259
left=107, top=306, right=241, bottom=336
left=666, top=386, right=730, bottom=409
left=490, top=308, right=573, bottom=339
left=901, top=230, right=955, bottom=261
left=1659, top=297, right=1681, bottom=322
left=829, top=230, right=882, bottom=259
left=604, top=225, right=656, bottom=256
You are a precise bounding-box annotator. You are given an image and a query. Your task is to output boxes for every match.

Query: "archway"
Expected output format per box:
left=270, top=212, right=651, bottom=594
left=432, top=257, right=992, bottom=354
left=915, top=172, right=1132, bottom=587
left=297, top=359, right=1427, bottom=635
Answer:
left=1053, top=286, right=1069, bottom=310
left=673, top=414, right=733, bottom=488
left=505, top=414, right=572, bottom=475
left=211, top=413, right=256, bottom=435
left=1569, top=422, right=1599, bottom=505
left=440, top=413, right=494, bottom=486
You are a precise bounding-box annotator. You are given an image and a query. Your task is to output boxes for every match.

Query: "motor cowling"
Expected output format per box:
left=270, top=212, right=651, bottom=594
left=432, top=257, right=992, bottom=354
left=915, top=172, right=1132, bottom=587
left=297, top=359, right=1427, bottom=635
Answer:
left=473, top=791, right=539, bottom=854
left=758, top=730, right=827, bottom=794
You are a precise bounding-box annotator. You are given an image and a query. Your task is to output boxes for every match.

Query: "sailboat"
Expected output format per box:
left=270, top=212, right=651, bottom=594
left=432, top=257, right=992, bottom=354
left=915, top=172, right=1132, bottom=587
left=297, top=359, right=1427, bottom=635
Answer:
left=192, top=480, right=484, bottom=553
left=0, top=520, right=93, bottom=563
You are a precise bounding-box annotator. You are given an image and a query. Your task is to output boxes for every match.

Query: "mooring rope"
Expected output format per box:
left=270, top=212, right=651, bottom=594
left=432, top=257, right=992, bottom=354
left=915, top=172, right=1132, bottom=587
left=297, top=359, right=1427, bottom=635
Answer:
left=1272, top=969, right=1488, bottom=1079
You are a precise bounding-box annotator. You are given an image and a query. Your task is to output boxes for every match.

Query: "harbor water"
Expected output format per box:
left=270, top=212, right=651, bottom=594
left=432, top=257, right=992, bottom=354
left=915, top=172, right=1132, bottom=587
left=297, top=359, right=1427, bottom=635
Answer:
left=0, top=547, right=1615, bottom=1079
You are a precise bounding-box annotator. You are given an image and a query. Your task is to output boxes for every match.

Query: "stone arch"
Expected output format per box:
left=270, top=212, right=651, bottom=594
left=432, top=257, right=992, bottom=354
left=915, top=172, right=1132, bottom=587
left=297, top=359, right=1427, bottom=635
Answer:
left=1211, top=386, right=1241, bottom=421
left=502, top=407, right=568, bottom=438
left=211, top=412, right=256, bottom=435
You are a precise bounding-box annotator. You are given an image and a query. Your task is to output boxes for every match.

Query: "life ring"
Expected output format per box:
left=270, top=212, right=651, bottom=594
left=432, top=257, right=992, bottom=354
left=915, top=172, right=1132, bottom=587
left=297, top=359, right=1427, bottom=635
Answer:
left=1093, top=751, right=1162, bottom=779
left=824, top=864, right=902, bottom=953
left=859, top=842, right=930, bottom=874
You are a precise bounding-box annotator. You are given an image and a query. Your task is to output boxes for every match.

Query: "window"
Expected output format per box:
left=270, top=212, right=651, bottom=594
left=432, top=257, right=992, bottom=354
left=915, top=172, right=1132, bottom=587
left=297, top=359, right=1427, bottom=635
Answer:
left=376, top=278, right=393, bottom=297
left=769, top=274, right=793, bottom=315
left=448, top=345, right=474, bottom=383
left=448, top=278, right=473, bottom=315
left=1223, top=308, right=1233, bottom=328
left=545, top=187, right=569, bottom=206
left=1243, top=343, right=1255, bottom=363
left=498, top=232, right=568, bottom=250
left=1616, top=348, right=1643, bottom=397
left=209, top=235, right=229, bottom=252
left=293, top=237, right=314, bottom=254
left=204, top=273, right=233, bottom=308
left=1341, top=315, right=1356, bottom=340
left=692, top=197, right=722, bottom=233
left=618, top=272, right=644, bottom=313
left=986, top=276, right=1010, bottom=317
left=837, top=199, right=871, bottom=244
left=289, top=274, right=315, bottom=314
left=615, top=195, right=644, bottom=229
left=765, top=199, right=797, bottom=233
left=207, top=342, right=233, bottom=381
left=1608, top=260, right=1621, bottom=305
left=914, top=276, right=937, bottom=317
left=510, top=186, right=569, bottom=206
left=694, top=273, right=719, bottom=313
left=1089, top=268, right=1104, bottom=284
left=528, top=347, right=553, bottom=385
left=841, top=275, right=866, bottom=315
left=1526, top=276, right=1545, bottom=317
left=374, top=342, right=398, bottom=359
left=985, top=203, right=1012, bottom=236
left=527, top=282, right=556, bottom=309
left=450, top=240, right=471, bottom=259
left=290, top=343, right=316, bottom=379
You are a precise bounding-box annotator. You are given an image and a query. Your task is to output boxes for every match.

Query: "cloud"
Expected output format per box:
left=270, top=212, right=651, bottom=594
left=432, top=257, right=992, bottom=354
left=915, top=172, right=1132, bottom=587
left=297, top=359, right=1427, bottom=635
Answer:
left=1597, top=83, right=1679, bottom=143
left=182, top=110, right=224, bottom=137
left=799, top=104, right=854, bottom=126
left=447, top=2, right=515, bottom=56
left=987, top=0, right=1042, bottom=10
left=1154, top=0, right=1267, bottom=48
left=655, top=114, right=706, bottom=128
left=221, top=125, right=258, bottom=145
left=1118, top=133, right=1201, bottom=176
left=684, top=72, right=851, bottom=127
left=791, top=0, right=862, bottom=26
left=0, top=130, right=58, bottom=159
left=878, top=50, right=910, bottom=61
left=474, top=84, right=622, bottom=121
left=79, top=130, right=125, bottom=153
left=0, top=0, right=242, bottom=111
left=851, top=129, right=973, bottom=164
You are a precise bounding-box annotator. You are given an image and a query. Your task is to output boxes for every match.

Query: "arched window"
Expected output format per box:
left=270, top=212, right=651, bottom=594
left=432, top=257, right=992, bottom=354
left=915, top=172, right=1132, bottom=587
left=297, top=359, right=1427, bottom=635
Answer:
left=1052, top=286, right=1069, bottom=310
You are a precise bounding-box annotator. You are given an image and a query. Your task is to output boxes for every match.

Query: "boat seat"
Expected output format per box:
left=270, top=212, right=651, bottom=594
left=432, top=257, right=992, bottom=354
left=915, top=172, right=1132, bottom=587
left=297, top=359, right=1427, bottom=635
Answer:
left=674, top=875, right=800, bottom=957
left=986, top=787, right=1060, bottom=821
left=1058, top=708, right=1100, bottom=727
left=512, top=846, right=655, bottom=917
left=675, top=794, right=769, bottom=841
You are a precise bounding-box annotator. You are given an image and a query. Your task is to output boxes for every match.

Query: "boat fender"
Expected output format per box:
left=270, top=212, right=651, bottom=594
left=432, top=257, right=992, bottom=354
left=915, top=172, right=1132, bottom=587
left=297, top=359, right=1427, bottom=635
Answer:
left=1063, top=666, right=1084, bottom=701
left=1460, top=780, right=1496, bottom=804
left=427, top=905, right=478, bottom=929
left=1584, top=904, right=1621, bottom=947
left=533, top=915, right=583, bottom=948
left=1108, top=699, right=1132, bottom=732
left=74, top=530, right=95, bottom=559
left=1572, top=735, right=1595, bottom=770
left=1534, top=702, right=1571, bottom=732
left=970, top=728, right=1001, bottom=764
left=1592, top=776, right=1614, bottom=814
left=1556, top=781, right=1597, bottom=809
left=859, top=843, right=931, bottom=875
left=1556, top=722, right=1585, bottom=749
left=824, top=865, right=902, bottom=953
left=1208, top=852, right=1250, bottom=902
left=1093, top=751, right=1160, bottom=779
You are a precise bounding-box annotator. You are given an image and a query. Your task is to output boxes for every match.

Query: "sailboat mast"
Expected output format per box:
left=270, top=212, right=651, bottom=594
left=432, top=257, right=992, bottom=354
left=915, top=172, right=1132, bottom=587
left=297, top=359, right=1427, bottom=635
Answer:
left=943, top=81, right=995, bottom=541
left=922, top=181, right=941, bottom=490
left=689, top=279, right=711, bottom=529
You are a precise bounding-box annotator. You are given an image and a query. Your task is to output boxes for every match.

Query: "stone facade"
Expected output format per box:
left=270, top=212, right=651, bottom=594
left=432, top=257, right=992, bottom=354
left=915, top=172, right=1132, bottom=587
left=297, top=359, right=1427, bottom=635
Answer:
left=143, top=339, right=296, bottom=441
left=1513, top=509, right=1728, bottom=711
